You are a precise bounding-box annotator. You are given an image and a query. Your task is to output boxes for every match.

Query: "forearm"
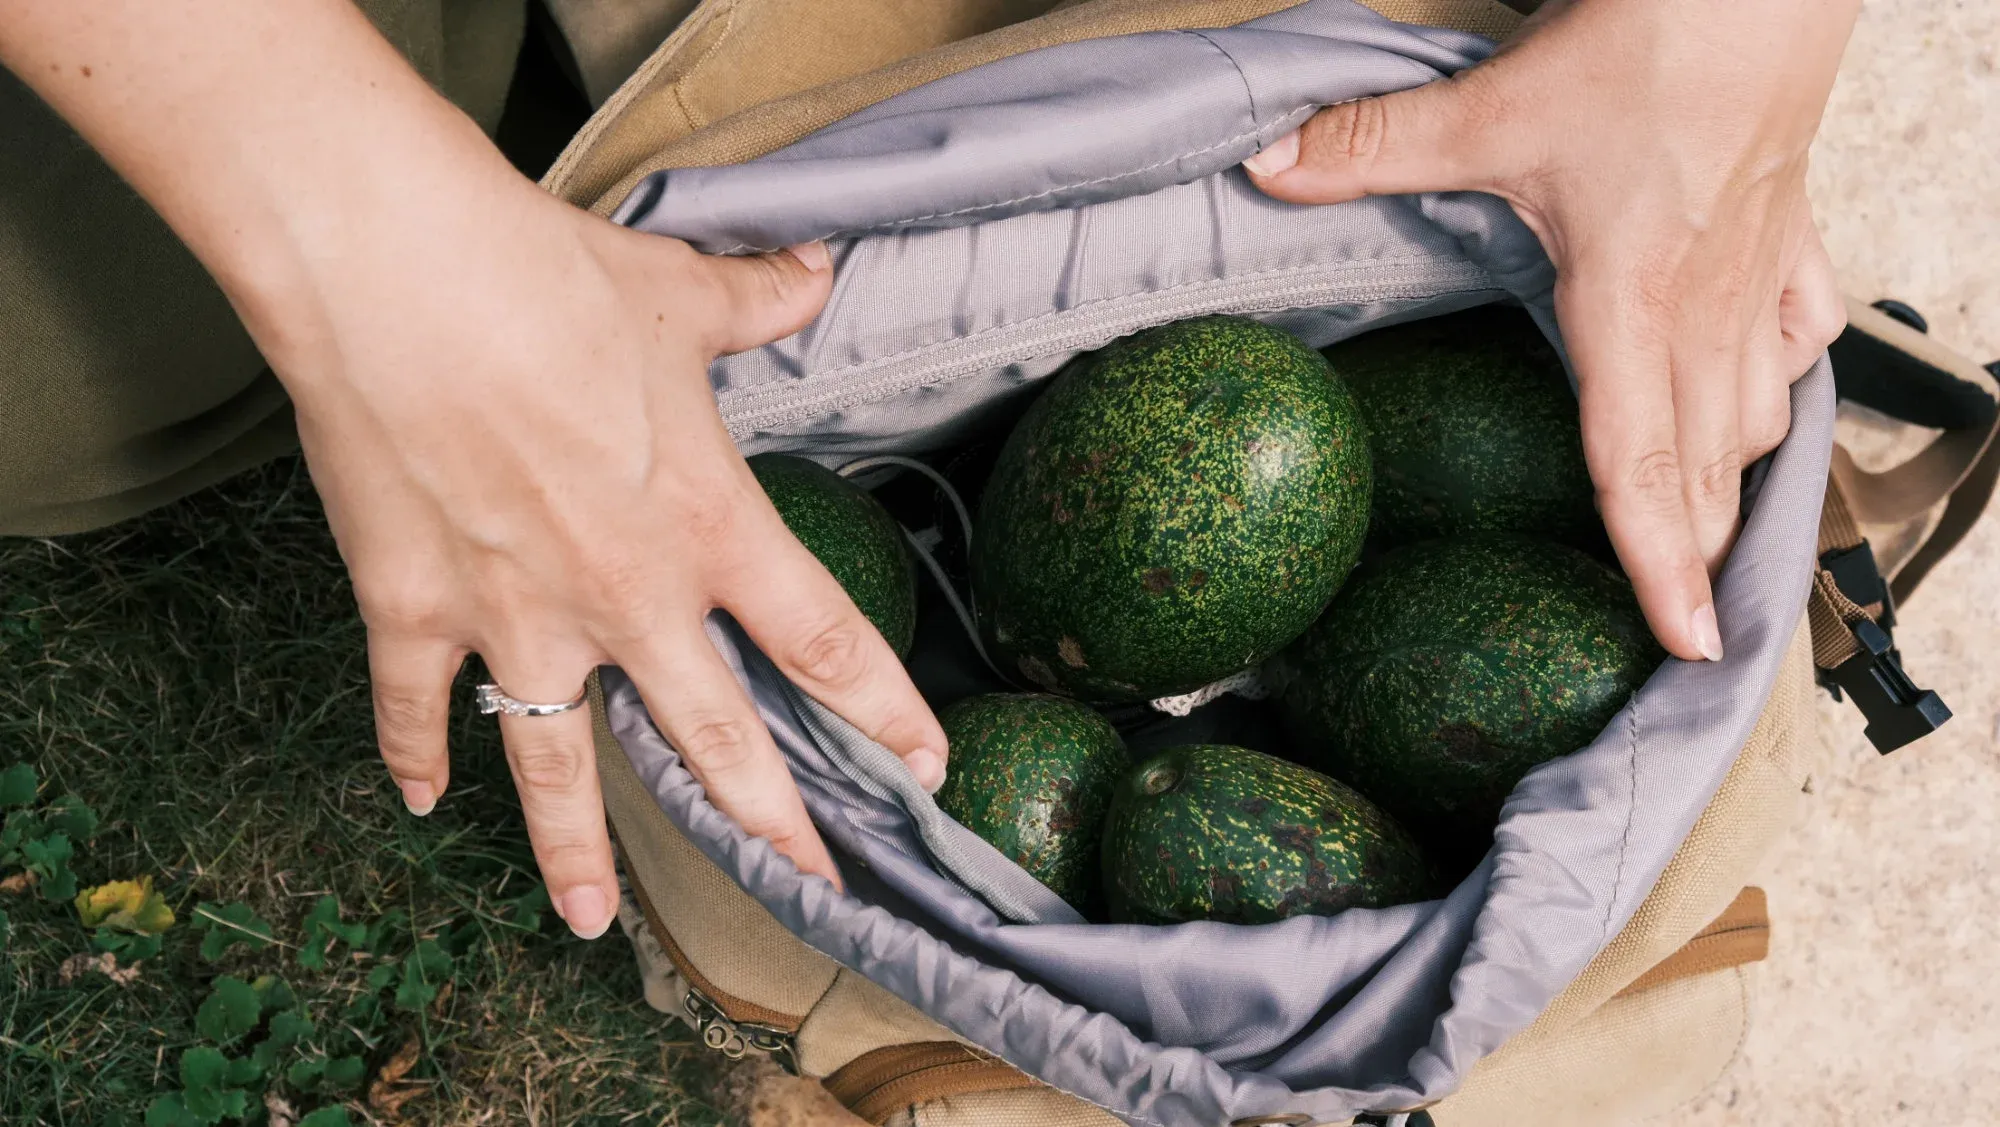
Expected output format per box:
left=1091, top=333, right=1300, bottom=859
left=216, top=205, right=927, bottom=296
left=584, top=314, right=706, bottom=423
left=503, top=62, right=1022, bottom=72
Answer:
left=0, top=1, right=526, bottom=355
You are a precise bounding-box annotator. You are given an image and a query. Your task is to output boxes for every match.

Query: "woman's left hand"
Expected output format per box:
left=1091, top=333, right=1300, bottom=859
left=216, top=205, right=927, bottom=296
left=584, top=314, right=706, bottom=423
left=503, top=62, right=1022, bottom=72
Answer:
left=1244, top=0, right=1856, bottom=663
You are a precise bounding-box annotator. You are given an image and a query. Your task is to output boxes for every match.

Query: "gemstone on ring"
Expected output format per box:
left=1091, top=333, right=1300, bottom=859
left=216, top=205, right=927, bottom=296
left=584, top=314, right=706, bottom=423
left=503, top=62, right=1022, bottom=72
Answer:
left=475, top=682, right=587, bottom=718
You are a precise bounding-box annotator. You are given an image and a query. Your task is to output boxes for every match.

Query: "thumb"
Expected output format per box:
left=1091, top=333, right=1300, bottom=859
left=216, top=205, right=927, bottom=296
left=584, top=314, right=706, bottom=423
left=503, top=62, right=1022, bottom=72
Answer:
left=696, top=241, right=836, bottom=355
left=1243, top=75, right=1508, bottom=205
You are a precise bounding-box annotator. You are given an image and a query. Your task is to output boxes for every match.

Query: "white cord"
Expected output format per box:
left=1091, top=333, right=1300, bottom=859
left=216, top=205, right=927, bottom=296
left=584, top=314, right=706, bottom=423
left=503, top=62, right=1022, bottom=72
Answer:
left=835, top=454, right=976, bottom=555
left=835, top=453, right=1015, bottom=684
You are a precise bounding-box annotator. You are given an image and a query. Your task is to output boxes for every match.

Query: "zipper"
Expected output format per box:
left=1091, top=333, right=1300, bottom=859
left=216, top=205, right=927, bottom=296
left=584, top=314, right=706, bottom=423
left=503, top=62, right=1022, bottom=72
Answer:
left=683, top=982, right=803, bottom=1076
left=716, top=260, right=1497, bottom=438
left=606, top=802, right=810, bottom=1076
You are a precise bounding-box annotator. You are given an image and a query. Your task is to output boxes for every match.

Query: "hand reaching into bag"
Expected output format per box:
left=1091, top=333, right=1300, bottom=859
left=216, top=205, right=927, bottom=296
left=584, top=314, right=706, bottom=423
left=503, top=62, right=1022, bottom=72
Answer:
left=1244, top=0, right=1857, bottom=662
left=0, top=0, right=948, bottom=939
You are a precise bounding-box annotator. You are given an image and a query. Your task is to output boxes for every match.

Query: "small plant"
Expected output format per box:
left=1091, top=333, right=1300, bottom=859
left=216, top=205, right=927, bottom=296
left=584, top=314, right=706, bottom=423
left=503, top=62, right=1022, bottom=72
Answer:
left=77, top=876, right=177, bottom=961
left=1, top=763, right=98, bottom=903
left=295, top=895, right=367, bottom=971
left=146, top=974, right=351, bottom=1127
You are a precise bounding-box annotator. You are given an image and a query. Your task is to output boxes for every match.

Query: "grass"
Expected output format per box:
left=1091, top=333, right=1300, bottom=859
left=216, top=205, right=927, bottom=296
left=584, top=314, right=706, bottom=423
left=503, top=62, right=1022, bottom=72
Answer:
left=0, top=459, right=730, bottom=1126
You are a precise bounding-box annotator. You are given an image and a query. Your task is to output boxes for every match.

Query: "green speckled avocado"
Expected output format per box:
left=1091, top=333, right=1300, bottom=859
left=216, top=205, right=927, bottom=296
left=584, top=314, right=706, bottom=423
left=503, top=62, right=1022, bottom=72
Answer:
left=748, top=454, right=918, bottom=658
left=972, top=316, right=1373, bottom=702
left=1100, top=744, right=1431, bottom=924
left=933, top=693, right=1128, bottom=909
left=1271, top=535, right=1662, bottom=861
left=1324, top=306, right=1596, bottom=547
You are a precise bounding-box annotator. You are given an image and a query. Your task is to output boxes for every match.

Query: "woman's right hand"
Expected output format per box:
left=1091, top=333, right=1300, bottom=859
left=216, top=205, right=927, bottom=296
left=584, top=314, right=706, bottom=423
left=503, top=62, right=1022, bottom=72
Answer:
left=0, top=0, right=948, bottom=942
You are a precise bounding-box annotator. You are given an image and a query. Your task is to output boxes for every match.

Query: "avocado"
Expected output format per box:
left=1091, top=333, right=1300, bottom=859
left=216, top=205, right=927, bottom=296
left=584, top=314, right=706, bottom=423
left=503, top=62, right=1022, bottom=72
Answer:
left=747, top=453, right=918, bottom=658
left=972, top=316, right=1373, bottom=702
left=1100, top=744, right=1432, bottom=924
left=1271, top=535, right=1661, bottom=863
left=933, top=693, right=1128, bottom=909
left=1324, top=306, right=1596, bottom=548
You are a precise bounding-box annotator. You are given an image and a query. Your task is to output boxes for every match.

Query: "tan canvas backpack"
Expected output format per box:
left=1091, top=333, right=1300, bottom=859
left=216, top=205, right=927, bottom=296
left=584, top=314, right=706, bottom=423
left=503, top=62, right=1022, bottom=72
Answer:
left=540, top=2, right=1999, bottom=1122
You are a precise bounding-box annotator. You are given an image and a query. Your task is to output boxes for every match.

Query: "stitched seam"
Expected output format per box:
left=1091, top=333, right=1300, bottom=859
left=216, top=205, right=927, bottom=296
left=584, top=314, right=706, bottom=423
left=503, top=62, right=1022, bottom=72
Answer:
left=718, top=256, right=1487, bottom=406
left=1600, top=706, right=1641, bottom=940
left=1183, top=29, right=1258, bottom=120
left=543, top=0, right=730, bottom=192
left=703, top=119, right=1282, bottom=255
left=672, top=0, right=739, bottom=132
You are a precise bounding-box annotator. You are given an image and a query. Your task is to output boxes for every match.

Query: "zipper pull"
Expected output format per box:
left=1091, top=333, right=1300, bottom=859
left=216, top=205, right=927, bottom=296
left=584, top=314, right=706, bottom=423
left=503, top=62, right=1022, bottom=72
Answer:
left=683, top=982, right=802, bottom=1075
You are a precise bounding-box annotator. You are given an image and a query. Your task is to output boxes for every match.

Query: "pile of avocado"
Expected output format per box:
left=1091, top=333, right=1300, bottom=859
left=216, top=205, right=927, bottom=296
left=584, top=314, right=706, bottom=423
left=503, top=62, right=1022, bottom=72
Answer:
left=750, top=309, right=1661, bottom=922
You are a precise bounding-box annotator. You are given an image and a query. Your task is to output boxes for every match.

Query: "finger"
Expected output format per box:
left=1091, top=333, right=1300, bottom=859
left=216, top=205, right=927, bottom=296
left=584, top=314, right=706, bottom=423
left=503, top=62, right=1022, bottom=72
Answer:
left=485, top=651, right=619, bottom=939
left=1670, top=312, right=1746, bottom=576
left=1562, top=254, right=1721, bottom=663
left=1242, top=70, right=1517, bottom=204
left=1778, top=224, right=1847, bottom=378
left=621, top=632, right=842, bottom=887
left=694, top=242, right=836, bottom=355
left=367, top=633, right=464, bottom=816
left=1741, top=300, right=1794, bottom=465
left=717, top=512, right=949, bottom=793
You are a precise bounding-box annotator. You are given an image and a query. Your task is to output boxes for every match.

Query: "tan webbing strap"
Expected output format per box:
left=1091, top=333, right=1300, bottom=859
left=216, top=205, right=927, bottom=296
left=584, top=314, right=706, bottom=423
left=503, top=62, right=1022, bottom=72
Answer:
left=1613, top=887, right=1770, bottom=1000
left=1807, top=477, right=1882, bottom=671
left=824, top=1042, right=1043, bottom=1124
left=1816, top=470, right=1865, bottom=559
left=1828, top=298, right=2000, bottom=604
left=1888, top=422, right=2000, bottom=603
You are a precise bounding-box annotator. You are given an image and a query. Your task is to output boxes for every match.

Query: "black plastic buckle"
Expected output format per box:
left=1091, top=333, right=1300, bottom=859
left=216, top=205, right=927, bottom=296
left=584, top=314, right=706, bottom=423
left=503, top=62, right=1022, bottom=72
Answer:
left=1353, top=1114, right=1434, bottom=1127
left=1819, top=539, right=1895, bottom=630
left=1825, top=617, right=1951, bottom=754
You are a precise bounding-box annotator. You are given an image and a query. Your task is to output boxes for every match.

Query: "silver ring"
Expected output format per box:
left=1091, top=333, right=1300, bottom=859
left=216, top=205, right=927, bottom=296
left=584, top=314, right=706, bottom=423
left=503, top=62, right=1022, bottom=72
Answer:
left=475, top=682, right=587, bottom=718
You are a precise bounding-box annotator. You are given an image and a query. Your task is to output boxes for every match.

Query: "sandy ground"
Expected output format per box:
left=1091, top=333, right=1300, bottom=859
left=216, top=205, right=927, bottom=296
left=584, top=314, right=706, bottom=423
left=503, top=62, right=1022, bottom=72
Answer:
left=696, top=4, right=2000, bottom=1122
left=1674, top=1, right=2000, bottom=1124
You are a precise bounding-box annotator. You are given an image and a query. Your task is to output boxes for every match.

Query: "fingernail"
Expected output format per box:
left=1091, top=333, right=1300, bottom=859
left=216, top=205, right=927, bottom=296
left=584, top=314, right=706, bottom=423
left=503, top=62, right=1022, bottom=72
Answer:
left=1691, top=604, right=1724, bottom=662
left=398, top=779, right=437, bottom=817
left=906, top=747, right=947, bottom=794
left=1243, top=131, right=1301, bottom=177
left=784, top=241, right=830, bottom=272
left=559, top=886, right=612, bottom=939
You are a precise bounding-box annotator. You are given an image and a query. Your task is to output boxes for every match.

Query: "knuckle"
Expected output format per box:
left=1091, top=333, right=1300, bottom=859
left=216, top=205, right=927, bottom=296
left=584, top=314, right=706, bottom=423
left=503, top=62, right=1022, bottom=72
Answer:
left=533, top=836, right=600, bottom=872
left=788, top=615, right=871, bottom=691
left=575, top=545, right=655, bottom=615
left=372, top=687, right=440, bottom=749
left=1626, top=266, right=1680, bottom=327
left=1306, top=98, right=1386, bottom=175
left=510, top=738, right=587, bottom=791
left=1690, top=453, right=1742, bottom=508
left=1796, top=299, right=1848, bottom=354
left=357, top=577, right=453, bottom=637
left=1615, top=447, right=1685, bottom=512
left=675, top=489, right=739, bottom=546
left=675, top=715, right=759, bottom=774
left=1744, top=406, right=1792, bottom=458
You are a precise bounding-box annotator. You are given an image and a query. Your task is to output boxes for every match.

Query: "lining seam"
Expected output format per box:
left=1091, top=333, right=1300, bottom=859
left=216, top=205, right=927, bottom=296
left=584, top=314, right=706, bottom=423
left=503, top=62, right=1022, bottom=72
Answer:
left=701, top=118, right=1285, bottom=255
left=718, top=255, right=1488, bottom=406
left=1602, top=703, right=1641, bottom=939
left=1184, top=29, right=1259, bottom=122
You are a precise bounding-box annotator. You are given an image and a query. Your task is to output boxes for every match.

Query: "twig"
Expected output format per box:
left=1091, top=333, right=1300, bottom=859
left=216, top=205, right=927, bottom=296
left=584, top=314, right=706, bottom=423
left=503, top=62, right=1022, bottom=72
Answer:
left=191, top=904, right=298, bottom=950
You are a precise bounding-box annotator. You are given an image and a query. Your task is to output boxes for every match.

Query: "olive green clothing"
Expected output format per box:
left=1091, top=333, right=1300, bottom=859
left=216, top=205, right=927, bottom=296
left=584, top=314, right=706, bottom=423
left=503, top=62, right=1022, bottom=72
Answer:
left=0, top=1, right=529, bottom=535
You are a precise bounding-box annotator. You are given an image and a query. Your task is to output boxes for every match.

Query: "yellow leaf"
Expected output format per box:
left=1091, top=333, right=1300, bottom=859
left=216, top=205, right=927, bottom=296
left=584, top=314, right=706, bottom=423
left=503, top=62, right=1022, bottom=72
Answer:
left=74, top=876, right=176, bottom=934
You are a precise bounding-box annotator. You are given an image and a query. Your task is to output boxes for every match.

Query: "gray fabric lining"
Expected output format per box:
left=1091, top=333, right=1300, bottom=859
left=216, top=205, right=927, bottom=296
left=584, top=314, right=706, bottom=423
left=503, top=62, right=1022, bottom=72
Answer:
left=594, top=2, right=1834, bottom=1123
left=782, top=681, right=1086, bottom=926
